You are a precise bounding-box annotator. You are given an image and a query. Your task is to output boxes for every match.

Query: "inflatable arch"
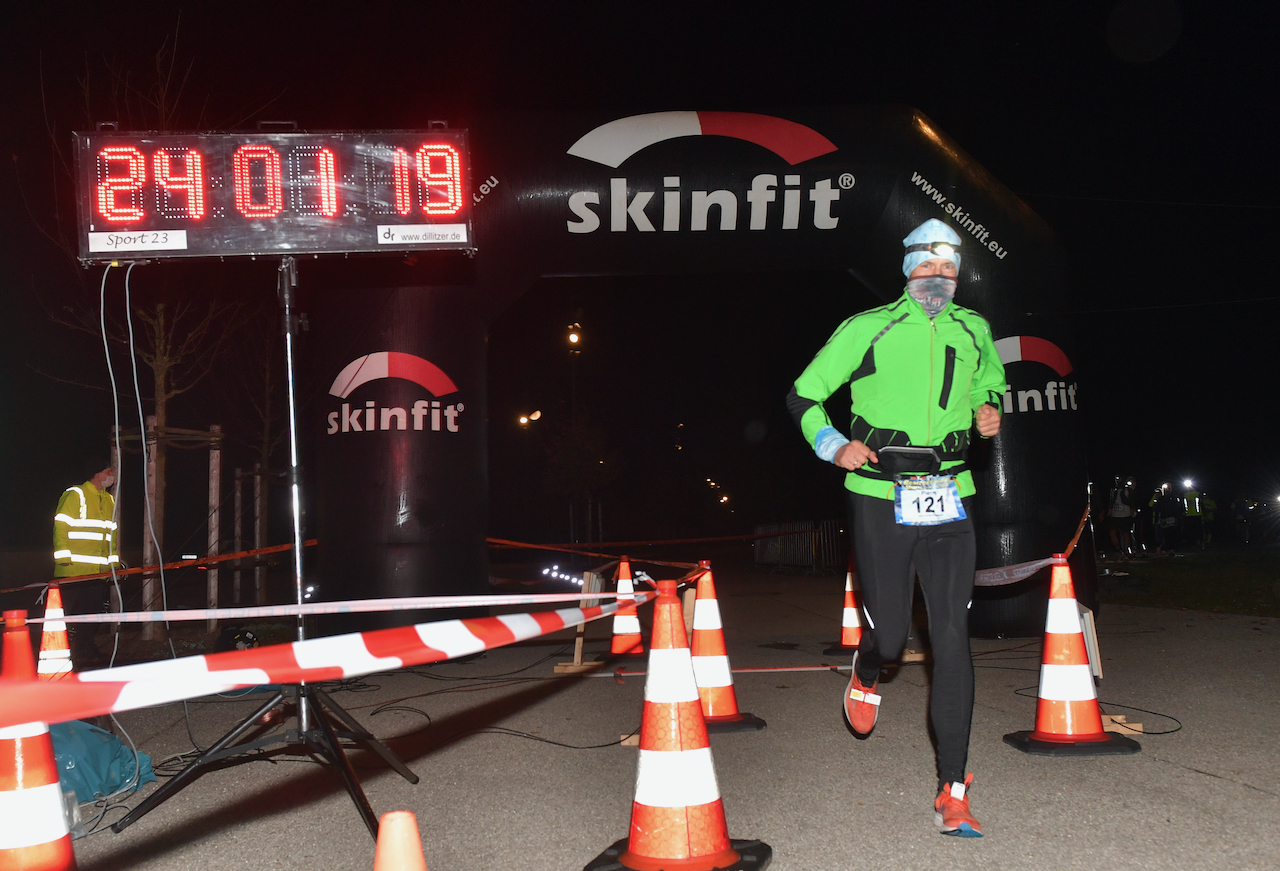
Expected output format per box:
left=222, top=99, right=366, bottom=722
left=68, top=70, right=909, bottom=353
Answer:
left=310, top=106, right=1096, bottom=637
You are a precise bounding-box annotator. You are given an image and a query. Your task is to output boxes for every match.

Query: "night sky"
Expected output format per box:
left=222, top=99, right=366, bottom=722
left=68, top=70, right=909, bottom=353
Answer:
left=1, top=2, right=1276, bottom=557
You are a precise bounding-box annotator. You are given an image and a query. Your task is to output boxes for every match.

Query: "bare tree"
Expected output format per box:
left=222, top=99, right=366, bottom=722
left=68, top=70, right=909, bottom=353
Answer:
left=21, top=24, right=276, bottom=575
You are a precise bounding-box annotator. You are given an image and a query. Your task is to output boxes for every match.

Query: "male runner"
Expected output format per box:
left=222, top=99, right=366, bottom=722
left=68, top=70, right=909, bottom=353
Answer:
left=787, top=217, right=1006, bottom=837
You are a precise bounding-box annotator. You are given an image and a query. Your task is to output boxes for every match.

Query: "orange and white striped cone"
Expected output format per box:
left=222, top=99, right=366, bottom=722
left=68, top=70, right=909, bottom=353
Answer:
left=822, top=563, right=863, bottom=656
left=1004, top=557, right=1140, bottom=756
left=585, top=580, right=771, bottom=871
left=373, top=810, right=427, bottom=871
left=38, top=583, right=74, bottom=681
left=690, top=562, right=764, bottom=734
left=1, top=610, right=79, bottom=871
left=610, top=556, right=645, bottom=656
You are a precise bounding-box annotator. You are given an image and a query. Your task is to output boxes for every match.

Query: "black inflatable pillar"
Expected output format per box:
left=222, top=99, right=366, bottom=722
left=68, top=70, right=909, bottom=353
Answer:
left=309, top=264, right=488, bottom=632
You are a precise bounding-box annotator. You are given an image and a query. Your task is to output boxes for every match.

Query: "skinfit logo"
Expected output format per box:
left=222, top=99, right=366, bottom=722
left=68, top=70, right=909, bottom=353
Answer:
left=995, top=336, right=1078, bottom=414
left=325, top=351, right=464, bottom=434
left=565, top=111, right=847, bottom=235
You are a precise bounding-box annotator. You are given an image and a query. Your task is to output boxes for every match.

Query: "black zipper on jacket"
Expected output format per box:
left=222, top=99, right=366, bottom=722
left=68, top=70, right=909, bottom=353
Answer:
left=938, top=345, right=957, bottom=409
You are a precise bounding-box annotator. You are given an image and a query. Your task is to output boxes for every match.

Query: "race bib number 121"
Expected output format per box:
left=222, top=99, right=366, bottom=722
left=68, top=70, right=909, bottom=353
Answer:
left=893, top=476, right=966, bottom=526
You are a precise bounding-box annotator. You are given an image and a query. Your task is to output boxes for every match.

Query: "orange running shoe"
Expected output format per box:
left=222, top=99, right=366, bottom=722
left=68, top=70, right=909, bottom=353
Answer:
left=934, top=773, right=983, bottom=837
left=843, top=652, right=881, bottom=736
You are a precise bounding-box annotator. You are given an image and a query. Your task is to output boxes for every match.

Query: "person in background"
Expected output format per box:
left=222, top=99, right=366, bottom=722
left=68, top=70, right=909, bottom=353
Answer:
left=1105, top=476, right=1136, bottom=560
left=54, top=460, right=119, bottom=661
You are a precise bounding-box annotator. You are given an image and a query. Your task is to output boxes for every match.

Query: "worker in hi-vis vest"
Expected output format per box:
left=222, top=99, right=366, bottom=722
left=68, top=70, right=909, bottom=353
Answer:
left=54, top=463, right=119, bottom=577
left=53, top=461, right=119, bottom=663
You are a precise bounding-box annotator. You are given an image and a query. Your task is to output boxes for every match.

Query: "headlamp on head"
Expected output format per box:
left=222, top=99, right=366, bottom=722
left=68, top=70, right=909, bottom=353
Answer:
left=904, top=241, right=959, bottom=258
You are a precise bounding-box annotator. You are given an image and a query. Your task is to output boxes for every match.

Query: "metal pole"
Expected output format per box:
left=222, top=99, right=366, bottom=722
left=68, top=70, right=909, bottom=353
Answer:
left=233, top=468, right=242, bottom=605
left=207, top=424, right=222, bottom=634
left=279, top=255, right=308, bottom=736
left=278, top=257, right=306, bottom=642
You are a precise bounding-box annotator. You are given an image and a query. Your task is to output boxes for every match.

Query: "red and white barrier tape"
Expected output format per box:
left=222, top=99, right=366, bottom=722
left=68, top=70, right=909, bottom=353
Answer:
left=974, top=555, right=1066, bottom=587
left=0, top=591, right=655, bottom=731
left=28, top=591, right=632, bottom=624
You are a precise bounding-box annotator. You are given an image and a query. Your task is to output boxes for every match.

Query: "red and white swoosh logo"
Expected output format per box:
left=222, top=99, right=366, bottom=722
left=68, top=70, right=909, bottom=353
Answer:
left=995, top=336, right=1073, bottom=377
left=567, top=111, right=838, bottom=168
left=329, top=352, right=458, bottom=398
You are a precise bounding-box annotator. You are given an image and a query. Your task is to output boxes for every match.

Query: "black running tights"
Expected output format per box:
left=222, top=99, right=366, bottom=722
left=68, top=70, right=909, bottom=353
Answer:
left=848, top=491, right=976, bottom=788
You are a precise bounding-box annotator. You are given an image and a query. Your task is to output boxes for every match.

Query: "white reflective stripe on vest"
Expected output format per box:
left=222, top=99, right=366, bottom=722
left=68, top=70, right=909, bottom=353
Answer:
left=634, top=746, right=720, bottom=808
left=0, top=780, right=69, bottom=849
left=1044, top=598, right=1084, bottom=635
left=66, top=486, right=86, bottom=517
left=692, top=598, right=722, bottom=631
left=612, top=614, right=642, bottom=634
left=644, top=648, right=700, bottom=703
left=691, top=654, right=733, bottom=688
left=68, top=530, right=106, bottom=541
left=55, top=513, right=116, bottom=530
left=53, top=549, right=72, bottom=560
left=1039, top=663, right=1097, bottom=701
left=64, top=553, right=118, bottom=565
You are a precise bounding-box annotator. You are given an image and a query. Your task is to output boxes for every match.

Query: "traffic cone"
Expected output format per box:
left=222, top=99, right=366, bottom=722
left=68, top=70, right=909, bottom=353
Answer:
left=38, top=584, right=74, bottom=681
left=690, top=562, right=764, bottom=733
left=822, top=561, right=863, bottom=656
left=610, top=556, right=645, bottom=656
left=373, top=810, right=427, bottom=871
left=0, top=611, right=79, bottom=871
left=585, top=581, right=771, bottom=871
left=1004, top=557, right=1140, bottom=756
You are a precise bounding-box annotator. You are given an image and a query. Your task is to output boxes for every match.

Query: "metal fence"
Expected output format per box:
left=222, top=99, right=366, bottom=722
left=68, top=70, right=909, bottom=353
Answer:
left=753, top=520, right=847, bottom=572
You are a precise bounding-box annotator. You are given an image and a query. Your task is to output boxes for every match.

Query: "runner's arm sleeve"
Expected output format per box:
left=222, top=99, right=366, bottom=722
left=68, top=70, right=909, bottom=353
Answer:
left=787, top=317, right=862, bottom=460
left=969, top=318, right=1007, bottom=419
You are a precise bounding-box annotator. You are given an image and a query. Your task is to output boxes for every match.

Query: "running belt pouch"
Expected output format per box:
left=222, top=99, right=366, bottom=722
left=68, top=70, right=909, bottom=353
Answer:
left=876, top=446, right=942, bottom=476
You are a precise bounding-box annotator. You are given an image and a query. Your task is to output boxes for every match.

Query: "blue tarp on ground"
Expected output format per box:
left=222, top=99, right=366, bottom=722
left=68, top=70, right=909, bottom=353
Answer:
left=50, top=720, right=156, bottom=802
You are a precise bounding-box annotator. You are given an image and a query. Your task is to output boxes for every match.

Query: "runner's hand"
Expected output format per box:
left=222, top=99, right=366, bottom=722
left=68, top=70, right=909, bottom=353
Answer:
left=834, top=441, right=878, bottom=470
left=975, top=403, right=1001, bottom=437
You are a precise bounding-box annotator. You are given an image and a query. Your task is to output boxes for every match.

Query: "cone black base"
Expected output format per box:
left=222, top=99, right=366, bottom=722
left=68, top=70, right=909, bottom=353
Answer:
left=705, top=713, right=767, bottom=733
left=1003, top=730, right=1141, bottom=756
left=585, top=838, right=772, bottom=871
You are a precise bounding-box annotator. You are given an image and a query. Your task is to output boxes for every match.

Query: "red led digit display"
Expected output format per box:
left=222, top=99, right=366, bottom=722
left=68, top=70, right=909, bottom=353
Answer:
left=233, top=144, right=285, bottom=218
left=74, top=130, right=473, bottom=260
left=96, top=146, right=148, bottom=222
left=153, top=149, right=206, bottom=219
left=393, top=148, right=413, bottom=216
left=416, top=144, right=463, bottom=215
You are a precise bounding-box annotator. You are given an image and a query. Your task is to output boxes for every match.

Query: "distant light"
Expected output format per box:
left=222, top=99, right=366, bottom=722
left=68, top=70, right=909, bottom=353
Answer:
left=182, top=554, right=198, bottom=560
left=552, top=565, right=559, bottom=570
left=720, top=496, right=729, bottom=503
left=530, top=410, right=541, bottom=421
left=1183, top=479, right=1194, bottom=488
left=519, top=415, right=529, bottom=425
left=542, top=568, right=549, bottom=575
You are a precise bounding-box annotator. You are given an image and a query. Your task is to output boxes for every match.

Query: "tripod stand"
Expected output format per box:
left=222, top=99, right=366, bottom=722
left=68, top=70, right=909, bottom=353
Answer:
left=111, top=682, right=419, bottom=836
left=112, top=258, right=418, bottom=839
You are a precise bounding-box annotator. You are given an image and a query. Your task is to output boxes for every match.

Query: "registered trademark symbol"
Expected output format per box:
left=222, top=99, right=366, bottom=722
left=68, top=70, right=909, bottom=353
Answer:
left=838, top=173, right=856, bottom=190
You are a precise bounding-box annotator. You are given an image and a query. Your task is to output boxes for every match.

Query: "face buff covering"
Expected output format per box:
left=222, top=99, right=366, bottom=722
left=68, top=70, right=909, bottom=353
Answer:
left=906, top=275, right=957, bottom=318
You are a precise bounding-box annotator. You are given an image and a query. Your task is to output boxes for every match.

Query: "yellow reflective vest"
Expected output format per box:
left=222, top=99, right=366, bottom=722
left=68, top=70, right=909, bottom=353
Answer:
left=53, top=481, right=119, bottom=577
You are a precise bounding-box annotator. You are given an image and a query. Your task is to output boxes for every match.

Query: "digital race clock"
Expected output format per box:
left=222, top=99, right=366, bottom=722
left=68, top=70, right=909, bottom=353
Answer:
left=73, top=130, right=473, bottom=262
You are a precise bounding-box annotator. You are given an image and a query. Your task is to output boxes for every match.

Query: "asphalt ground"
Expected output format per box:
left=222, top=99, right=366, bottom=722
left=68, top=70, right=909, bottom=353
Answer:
left=63, top=570, right=1280, bottom=871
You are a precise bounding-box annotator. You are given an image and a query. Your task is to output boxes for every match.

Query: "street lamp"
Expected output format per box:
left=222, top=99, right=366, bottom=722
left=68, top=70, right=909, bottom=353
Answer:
left=567, top=322, right=582, bottom=354
left=519, top=410, right=542, bottom=426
